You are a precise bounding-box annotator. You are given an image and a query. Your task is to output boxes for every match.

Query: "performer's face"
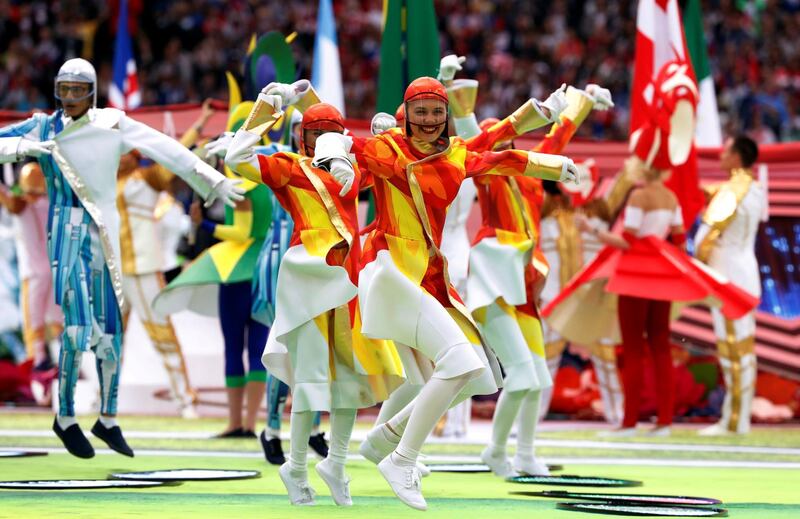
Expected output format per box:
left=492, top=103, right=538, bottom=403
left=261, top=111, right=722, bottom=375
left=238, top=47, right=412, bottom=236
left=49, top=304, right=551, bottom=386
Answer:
left=719, top=138, right=741, bottom=171
left=57, top=81, right=92, bottom=118
left=407, top=98, right=448, bottom=143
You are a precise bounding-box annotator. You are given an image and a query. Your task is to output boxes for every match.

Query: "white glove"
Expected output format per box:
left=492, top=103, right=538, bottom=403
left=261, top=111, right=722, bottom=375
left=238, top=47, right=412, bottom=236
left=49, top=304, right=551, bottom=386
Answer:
left=204, top=132, right=234, bottom=157
left=585, top=84, right=615, bottom=111
left=329, top=158, right=356, bottom=196
left=17, top=138, right=55, bottom=158
left=559, top=158, right=580, bottom=185
left=539, top=83, right=569, bottom=122
left=438, top=54, right=466, bottom=81
left=371, top=112, right=397, bottom=135
left=206, top=178, right=246, bottom=208
left=262, top=79, right=311, bottom=107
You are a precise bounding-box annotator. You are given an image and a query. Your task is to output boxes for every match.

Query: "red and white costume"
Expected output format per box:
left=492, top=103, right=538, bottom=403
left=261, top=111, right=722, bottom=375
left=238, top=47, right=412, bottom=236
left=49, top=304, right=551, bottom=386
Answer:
left=543, top=61, right=759, bottom=430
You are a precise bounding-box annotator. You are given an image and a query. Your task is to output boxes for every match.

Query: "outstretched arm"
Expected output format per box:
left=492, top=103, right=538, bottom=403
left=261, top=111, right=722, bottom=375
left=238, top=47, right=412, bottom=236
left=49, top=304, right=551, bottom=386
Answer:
left=0, top=115, right=54, bottom=164
left=120, top=115, right=244, bottom=207
left=465, top=147, right=578, bottom=184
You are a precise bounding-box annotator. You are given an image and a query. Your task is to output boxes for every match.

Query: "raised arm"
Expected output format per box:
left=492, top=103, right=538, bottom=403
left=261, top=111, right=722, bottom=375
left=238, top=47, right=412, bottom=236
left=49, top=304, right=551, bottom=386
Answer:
left=464, top=84, right=569, bottom=152
left=120, top=114, right=243, bottom=207
left=225, top=80, right=318, bottom=185
left=536, top=85, right=613, bottom=155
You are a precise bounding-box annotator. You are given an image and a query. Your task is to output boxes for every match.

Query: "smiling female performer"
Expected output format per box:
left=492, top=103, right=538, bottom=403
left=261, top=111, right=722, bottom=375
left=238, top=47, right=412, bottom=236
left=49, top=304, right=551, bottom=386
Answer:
left=225, top=82, right=403, bottom=507
left=318, top=77, right=580, bottom=510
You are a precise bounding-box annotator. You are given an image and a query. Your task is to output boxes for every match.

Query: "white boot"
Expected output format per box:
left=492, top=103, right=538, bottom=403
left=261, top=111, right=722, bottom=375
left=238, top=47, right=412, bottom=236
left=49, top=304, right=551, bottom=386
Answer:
left=513, top=454, right=550, bottom=476
left=278, top=462, right=316, bottom=505
left=360, top=427, right=430, bottom=477
left=315, top=458, right=351, bottom=506
left=481, top=446, right=519, bottom=478
left=698, top=422, right=731, bottom=437
left=378, top=454, right=426, bottom=511
left=359, top=424, right=399, bottom=464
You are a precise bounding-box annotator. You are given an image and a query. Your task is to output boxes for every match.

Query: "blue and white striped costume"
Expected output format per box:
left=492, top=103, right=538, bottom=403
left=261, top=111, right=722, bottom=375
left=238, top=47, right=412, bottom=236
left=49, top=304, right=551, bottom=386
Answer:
left=0, top=109, right=228, bottom=419
left=0, top=113, right=122, bottom=416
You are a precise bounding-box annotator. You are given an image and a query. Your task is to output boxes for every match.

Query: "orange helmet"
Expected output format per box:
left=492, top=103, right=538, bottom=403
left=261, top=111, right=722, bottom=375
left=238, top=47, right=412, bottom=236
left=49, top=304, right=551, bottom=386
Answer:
left=403, top=76, right=449, bottom=139
left=403, top=76, right=448, bottom=104
left=19, top=162, right=46, bottom=196
left=300, top=102, right=345, bottom=156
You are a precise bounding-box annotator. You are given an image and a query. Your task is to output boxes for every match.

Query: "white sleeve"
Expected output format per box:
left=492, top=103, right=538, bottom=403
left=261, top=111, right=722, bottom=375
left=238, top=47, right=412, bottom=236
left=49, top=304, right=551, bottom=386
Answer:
left=671, top=206, right=684, bottom=227
left=120, top=115, right=225, bottom=199
left=623, top=205, right=643, bottom=231
left=0, top=116, right=43, bottom=163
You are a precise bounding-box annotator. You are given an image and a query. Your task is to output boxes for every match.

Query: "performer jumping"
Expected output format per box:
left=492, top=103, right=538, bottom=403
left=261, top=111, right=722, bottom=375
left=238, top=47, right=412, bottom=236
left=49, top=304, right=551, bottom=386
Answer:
left=330, top=77, right=579, bottom=510
left=467, top=85, right=613, bottom=476
left=695, top=136, right=766, bottom=436
left=209, top=109, right=329, bottom=462
left=0, top=58, right=244, bottom=459
left=225, top=82, right=404, bottom=506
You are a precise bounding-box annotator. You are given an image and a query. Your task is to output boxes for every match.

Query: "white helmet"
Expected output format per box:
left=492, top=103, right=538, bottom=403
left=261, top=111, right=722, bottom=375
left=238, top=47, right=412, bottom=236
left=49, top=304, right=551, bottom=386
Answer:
left=55, top=58, right=97, bottom=108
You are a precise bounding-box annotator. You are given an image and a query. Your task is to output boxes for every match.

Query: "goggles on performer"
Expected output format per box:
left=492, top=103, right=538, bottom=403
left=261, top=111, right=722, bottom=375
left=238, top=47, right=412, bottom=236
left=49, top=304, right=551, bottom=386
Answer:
left=54, top=82, right=94, bottom=103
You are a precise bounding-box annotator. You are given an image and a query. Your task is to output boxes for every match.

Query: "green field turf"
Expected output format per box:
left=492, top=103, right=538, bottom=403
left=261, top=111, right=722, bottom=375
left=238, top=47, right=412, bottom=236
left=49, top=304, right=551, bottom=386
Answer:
left=1, top=414, right=798, bottom=518
left=0, top=453, right=798, bottom=518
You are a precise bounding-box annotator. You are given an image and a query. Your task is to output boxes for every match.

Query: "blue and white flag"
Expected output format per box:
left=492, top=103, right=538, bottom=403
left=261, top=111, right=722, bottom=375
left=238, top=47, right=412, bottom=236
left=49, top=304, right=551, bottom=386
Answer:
left=109, top=0, right=141, bottom=109
left=311, top=0, right=345, bottom=115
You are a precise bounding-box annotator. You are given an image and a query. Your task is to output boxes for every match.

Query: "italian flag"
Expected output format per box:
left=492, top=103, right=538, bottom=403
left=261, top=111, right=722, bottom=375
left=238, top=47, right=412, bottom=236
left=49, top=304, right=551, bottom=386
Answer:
left=631, top=0, right=706, bottom=226
left=684, top=0, right=723, bottom=147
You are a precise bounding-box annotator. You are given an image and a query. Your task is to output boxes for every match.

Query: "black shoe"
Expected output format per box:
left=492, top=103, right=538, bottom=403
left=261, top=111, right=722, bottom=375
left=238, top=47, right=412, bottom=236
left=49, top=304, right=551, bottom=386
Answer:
left=260, top=430, right=285, bottom=465
left=308, top=432, right=329, bottom=458
left=216, top=427, right=245, bottom=438
left=241, top=429, right=257, bottom=439
left=52, top=418, right=94, bottom=459
left=91, top=420, right=134, bottom=457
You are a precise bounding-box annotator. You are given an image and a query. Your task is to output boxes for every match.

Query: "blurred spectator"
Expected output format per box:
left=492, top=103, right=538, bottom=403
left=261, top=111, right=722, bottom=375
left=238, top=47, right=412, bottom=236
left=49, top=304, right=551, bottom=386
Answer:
left=1, top=0, right=798, bottom=142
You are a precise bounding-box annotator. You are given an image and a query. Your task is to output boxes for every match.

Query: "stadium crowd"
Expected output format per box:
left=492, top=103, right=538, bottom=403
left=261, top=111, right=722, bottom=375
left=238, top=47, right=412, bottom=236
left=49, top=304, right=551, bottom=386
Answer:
left=1, top=0, right=799, bottom=142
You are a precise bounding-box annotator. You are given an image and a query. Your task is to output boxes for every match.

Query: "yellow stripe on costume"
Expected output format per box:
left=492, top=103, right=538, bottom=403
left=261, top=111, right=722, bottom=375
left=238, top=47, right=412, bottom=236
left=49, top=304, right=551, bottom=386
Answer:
left=288, top=186, right=337, bottom=231
left=493, top=298, right=546, bottom=358
left=208, top=239, right=255, bottom=281
left=385, top=234, right=429, bottom=286
left=495, top=228, right=533, bottom=251
left=213, top=209, right=253, bottom=242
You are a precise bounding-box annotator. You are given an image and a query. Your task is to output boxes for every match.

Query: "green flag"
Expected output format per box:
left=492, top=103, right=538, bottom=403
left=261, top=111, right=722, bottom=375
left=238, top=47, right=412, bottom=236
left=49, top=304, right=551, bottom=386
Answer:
left=376, top=0, right=441, bottom=114
left=683, top=0, right=723, bottom=146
